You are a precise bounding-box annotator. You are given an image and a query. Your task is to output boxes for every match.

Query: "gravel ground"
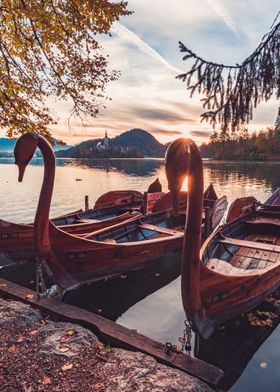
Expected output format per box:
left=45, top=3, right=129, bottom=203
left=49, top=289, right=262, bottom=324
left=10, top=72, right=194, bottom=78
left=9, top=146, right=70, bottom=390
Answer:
left=0, top=299, right=213, bottom=392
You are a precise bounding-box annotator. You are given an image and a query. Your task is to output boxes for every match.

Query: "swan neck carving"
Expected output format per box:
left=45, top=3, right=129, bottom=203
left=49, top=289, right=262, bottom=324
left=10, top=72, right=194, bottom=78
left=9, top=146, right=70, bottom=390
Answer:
left=34, top=136, right=55, bottom=258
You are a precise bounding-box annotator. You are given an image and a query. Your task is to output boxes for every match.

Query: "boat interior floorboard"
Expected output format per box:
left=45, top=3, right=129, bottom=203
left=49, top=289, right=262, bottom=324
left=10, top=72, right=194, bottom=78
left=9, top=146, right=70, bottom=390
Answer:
left=207, top=229, right=280, bottom=275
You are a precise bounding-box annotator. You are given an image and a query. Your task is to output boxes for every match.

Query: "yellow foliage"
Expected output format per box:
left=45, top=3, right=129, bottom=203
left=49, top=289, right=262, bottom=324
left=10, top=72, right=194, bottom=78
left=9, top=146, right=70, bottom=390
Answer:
left=0, top=0, right=131, bottom=138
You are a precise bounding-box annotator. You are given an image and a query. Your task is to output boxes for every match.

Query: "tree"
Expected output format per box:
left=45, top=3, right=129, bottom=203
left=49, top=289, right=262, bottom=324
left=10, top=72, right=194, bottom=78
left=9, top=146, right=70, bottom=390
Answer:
left=177, top=10, right=280, bottom=133
left=0, top=0, right=131, bottom=140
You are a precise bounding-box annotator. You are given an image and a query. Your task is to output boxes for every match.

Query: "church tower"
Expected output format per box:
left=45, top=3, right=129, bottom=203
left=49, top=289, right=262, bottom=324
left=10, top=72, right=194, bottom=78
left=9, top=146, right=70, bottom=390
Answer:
left=104, top=130, right=109, bottom=149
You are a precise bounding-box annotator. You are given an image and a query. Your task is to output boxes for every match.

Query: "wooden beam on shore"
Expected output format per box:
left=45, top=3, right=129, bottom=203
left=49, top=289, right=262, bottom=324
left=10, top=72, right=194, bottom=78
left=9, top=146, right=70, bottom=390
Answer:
left=0, top=277, right=223, bottom=387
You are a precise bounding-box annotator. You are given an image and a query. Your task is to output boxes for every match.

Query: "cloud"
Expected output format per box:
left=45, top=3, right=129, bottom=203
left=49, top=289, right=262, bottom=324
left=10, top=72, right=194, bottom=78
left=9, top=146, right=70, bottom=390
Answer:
left=190, top=130, right=212, bottom=138
left=149, top=128, right=183, bottom=136
left=131, top=107, right=197, bottom=123
left=111, top=22, right=183, bottom=74
left=44, top=1, right=279, bottom=146
left=206, top=0, right=238, bottom=36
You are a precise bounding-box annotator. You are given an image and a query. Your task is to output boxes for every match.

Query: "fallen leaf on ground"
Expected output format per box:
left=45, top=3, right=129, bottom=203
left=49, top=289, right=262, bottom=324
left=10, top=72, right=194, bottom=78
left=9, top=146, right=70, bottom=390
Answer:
left=17, top=336, right=25, bottom=343
left=30, top=330, right=38, bottom=335
left=60, top=335, right=70, bottom=343
left=8, top=345, right=16, bottom=353
left=66, top=329, right=75, bottom=336
left=59, top=346, right=69, bottom=353
left=42, top=377, right=52, bottom=385
left=26, top=294, right=34, bottom=300
left=94, top=383, right=105, bottom=389
left=95, top=343, right=105, bottom=351
left=62, top=363, right=73, bottom=371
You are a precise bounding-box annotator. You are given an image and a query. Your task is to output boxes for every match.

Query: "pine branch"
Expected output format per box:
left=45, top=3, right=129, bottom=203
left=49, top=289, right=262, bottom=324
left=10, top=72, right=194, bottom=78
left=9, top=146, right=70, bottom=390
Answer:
left=177, top=13, right=280, bottom=132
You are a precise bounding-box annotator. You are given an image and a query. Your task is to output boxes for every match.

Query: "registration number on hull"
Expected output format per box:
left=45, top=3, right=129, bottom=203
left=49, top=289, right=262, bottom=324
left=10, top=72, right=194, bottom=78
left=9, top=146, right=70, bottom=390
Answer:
left=212, top=291, right=230, bottom=303
left=68, top=252, right=86, bottom=260
left=1, top=233, right=19, bottom=240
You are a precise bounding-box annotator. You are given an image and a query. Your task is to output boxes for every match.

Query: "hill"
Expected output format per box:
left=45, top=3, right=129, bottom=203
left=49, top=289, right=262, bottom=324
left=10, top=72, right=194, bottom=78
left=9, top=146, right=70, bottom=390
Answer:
left=56, top=129, right=166, bottom=158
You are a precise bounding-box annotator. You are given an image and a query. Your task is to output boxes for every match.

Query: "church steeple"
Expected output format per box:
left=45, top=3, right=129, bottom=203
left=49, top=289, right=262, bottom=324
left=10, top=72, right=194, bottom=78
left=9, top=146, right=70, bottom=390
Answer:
left=104, top=130, right=109, bottom=149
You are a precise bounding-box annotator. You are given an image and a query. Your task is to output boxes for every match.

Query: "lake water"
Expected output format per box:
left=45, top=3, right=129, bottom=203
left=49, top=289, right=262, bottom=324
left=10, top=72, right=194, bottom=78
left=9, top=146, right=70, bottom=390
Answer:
left=1, top=157, right=280, bottom=391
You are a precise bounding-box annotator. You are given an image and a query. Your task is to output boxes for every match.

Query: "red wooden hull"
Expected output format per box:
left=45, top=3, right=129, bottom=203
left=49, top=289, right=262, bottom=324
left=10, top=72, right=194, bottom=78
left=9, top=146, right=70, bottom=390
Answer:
left=46, top=211, right=185, bottom=290
left=190, top=207, right=280, bottom=339
left=42, top=187, right=227, bottom=291
left=0, top=210, right=140, bottom=263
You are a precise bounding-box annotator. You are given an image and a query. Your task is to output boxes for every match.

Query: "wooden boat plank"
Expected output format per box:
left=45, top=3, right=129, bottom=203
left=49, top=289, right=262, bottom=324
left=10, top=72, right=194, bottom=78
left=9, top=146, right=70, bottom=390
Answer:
left=269, top=252, right=279, bottom=262
left=246, top=217, right=280, bottom=226
left=235, top=249, right=279, bottom=263
left=138, top=224, right=179, bottom=236
left=247, top=248, right=257, bottom=258
left=0, top=278, right=223, bottom=387
left=219, top=237, right=280, bottom=253
left=248, top=259, right=260, bottom=269
left=230, top=255, right=244, bottom=268
left=230, top=254, right=268, bottom=269
left=236, top=247, right=251, bottom=257
left=262, top=251, right=272, bottom=260
left=239, top=257, right=252, bottom=269
left=255, top=259, right=267, bottom=269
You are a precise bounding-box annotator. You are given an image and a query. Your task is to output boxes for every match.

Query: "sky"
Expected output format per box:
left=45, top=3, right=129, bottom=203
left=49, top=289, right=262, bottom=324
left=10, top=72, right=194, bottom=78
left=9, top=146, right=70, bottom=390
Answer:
left=49, top=0, right=280, bottom=145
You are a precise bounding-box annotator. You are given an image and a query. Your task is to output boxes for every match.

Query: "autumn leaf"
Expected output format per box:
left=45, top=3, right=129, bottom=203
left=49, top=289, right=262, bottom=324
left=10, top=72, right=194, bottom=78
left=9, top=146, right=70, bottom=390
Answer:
left=59, top=347, right=69, bottom=353
left=8, top=345, right=16, bottom=353
left=26, top=294, right=34, bottom=300
left=42, top=377, right=52, bottom=385
left=17, top=336, right=25, bottom=343
left=62, top=363, right=73, bottom=371
left=30, top=330, right=38, bottom=335
left=95, top=343, right=105, bottom=351
left=0, top=1, right=131, bottom=139
left=94, top=383, right=105, bottom=389
left=66, top=329, right=75, bottom=336
left=60, top=335, right=70, bottom=343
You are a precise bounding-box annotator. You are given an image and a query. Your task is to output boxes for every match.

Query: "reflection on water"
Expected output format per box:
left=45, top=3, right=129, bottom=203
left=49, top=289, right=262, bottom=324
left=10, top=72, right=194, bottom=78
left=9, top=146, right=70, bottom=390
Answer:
left=1, top=157, right=279, bottom=224
left=1, top=157, right=280, bottom=391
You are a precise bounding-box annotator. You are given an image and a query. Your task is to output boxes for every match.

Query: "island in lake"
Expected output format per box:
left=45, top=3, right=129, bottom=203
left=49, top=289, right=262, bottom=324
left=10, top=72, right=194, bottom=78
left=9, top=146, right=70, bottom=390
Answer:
left=55, top=128, right=167, bottom=158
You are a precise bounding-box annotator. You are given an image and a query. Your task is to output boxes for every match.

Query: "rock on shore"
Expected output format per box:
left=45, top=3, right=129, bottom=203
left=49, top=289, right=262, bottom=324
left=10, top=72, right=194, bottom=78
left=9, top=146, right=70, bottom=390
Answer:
left=0, top=299, right=213, bottom=391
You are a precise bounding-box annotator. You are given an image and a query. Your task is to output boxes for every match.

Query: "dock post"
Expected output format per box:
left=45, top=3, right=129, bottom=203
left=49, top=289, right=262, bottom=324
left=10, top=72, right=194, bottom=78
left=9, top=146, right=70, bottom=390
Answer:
left=143, top=192, right=148, bottom=214
left=85, top=195, right=89, bottom=211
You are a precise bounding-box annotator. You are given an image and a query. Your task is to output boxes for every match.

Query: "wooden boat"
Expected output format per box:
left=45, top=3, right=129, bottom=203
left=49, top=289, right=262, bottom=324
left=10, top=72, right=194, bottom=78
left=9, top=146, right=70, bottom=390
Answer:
left=226, top=188, right=280, bottom=223
left=93, top=177, right=162, bottom=210
left=0, top=207, right=141, bottom=264
left=14, top=133, right=227, bottom=290
left=165, top=137, right=280, bottom=340
left=0, top=177, right=165, bottom=264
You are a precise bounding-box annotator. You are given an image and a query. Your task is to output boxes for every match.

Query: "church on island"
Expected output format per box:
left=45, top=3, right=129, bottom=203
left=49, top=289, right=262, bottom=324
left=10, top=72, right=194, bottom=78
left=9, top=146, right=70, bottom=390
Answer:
left=94, top=131, right=141, bottom=158
left=96, top=130, right=109, bottom=151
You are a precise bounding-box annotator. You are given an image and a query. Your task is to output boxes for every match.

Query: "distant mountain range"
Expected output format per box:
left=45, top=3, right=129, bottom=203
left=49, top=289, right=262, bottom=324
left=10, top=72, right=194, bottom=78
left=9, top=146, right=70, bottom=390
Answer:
left=0, top=137, right=71, bottom=154
left=56, top=129, right=167, bottom=158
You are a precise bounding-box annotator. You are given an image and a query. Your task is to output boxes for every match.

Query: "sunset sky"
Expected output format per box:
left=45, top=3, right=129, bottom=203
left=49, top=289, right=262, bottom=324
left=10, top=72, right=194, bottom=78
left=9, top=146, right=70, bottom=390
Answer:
left=51, top=0, right=280, bottom=145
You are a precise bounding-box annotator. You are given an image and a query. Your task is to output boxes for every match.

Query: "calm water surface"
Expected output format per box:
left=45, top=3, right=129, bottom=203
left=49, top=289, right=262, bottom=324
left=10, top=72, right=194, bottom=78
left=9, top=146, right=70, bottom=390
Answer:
left=1, top=157, right=280, bottom=391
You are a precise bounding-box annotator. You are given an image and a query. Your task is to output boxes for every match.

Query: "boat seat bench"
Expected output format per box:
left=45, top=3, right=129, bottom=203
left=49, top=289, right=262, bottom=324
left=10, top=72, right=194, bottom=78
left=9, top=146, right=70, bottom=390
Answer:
left=138, top=224, right=179, bottom=236
left=218, top=237, right=280, bottom=253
